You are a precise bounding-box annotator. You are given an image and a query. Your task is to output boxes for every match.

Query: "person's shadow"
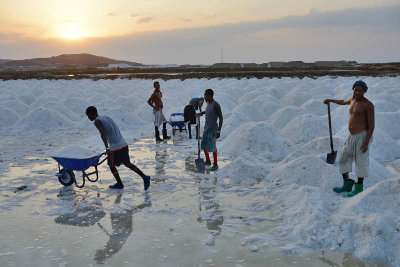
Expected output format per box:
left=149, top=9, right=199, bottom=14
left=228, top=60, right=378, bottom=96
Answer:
left=94, top=193, right=152, bottom=264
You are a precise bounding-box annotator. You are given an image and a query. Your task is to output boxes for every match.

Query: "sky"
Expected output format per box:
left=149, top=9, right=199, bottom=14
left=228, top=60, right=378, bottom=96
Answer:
left=1, top=0, right=400, bottom=64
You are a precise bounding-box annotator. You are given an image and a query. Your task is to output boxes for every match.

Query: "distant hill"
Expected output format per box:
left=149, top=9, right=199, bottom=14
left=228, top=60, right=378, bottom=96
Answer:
left=0, top=53, right=143, bottom=70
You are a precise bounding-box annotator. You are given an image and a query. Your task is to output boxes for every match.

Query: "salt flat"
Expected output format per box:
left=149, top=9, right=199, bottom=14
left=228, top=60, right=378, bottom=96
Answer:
left=0, top=77, right=398, bottom=266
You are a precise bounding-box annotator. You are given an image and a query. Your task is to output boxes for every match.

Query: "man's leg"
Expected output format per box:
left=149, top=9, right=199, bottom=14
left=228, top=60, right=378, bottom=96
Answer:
left=155, top=126, right=162, bottom=141
left=203, top=149, right=211, bottom=165
left=347, top=177, right=364, bottom=197
left=109, top=166, right=124, bottom=189
left=210, top=151, right=218, bottom=171
left=125, top=162, right=151, bottom=191
left=334, top=136, right=355, bottom=193
left=162, top=122, right=170, bottom=139
left=188, top=123, right=192, bottom=139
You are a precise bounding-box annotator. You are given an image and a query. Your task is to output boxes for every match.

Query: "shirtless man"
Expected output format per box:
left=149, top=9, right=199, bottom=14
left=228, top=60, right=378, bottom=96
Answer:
left=147, top=81, right=170, bottom=142
left=323, top=80, right=374, bottom=197
left=86, top=106, right=150, bottom=190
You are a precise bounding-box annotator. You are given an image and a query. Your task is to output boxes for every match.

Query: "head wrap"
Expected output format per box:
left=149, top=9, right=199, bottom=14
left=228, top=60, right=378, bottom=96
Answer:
left=352, top=80, right=368, bottom=91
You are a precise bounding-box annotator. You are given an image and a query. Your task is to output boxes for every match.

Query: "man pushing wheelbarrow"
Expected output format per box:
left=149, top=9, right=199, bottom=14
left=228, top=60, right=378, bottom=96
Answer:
left=86, top=106, right=150, bottom=190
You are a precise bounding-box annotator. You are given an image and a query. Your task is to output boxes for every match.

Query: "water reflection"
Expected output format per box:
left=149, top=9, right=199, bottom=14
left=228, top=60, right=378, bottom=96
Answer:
left=155, top=147, right=168, bottom=177
left=196, top=177, right=224, bottom=246
left=55, top=187, right=106, bottom=227
left=95, top=193, right=151, bottom=264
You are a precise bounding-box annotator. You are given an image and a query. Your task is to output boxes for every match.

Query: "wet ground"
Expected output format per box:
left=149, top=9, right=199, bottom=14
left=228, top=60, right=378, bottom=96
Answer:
left=0, top=133, right=390, bottom=266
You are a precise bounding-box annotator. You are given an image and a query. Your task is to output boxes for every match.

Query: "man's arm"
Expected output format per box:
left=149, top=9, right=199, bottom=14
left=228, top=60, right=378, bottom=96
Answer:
left=147, top=94, right=155, bottom=108
left=323, top=98, right=352, bottom=105
left=214, top=102, right=223, bottom=139
left=94, top=119, right=109, bottom=150
left=361, top=102, right=375, bottom=153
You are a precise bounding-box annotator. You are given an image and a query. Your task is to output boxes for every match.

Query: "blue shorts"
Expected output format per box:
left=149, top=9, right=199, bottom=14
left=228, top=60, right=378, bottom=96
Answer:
left=201, top=127, right=218, bottom=152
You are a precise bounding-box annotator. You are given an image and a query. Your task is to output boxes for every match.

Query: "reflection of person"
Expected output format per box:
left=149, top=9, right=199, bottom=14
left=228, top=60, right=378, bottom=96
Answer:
left=95, top=193, right=151, bottom=264
left=155, top=147, right=168, bottom=177
left=323, top=80, right=374, bottom=197
left=185, top=156, right=197, bottom=173
left=197, top=177, right=224, bottom=244
left=147, top=81, right=170, bottom=142
left=184, top=97, right=204, bottom=139
left=196, top=89, right=223, bottom=171
left=86, top=106, right=150, bottom=190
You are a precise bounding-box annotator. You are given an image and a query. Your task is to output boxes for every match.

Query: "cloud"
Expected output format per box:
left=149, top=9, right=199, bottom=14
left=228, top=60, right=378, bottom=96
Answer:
left=130, top=13, right=139, bottom=17
left=108, top=12, right=117, bottom=16
left=182, top=18, right=192, bottom=23
left=137, top=17, right=153, bottom=24
left=1, top=5, right=399, bottom=64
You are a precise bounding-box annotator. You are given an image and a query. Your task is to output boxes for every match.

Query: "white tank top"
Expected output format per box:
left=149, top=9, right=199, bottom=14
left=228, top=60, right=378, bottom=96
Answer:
left=95, top=115, right=127, bottom=151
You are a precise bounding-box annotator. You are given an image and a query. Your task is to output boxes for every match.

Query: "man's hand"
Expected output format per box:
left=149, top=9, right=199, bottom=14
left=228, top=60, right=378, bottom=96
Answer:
left=215, top=131, right=220, bottom=139
left=323, top=99, right=331, bottom=104
left=105, top=148, right=111, bottom=156
left=196, top=112, right=204, bottom=117
left=360, top=143, right=368, bottom=153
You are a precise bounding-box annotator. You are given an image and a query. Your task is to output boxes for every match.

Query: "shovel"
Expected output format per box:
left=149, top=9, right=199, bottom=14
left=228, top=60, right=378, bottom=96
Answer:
left=326, top=102, right=337, bottom=164
left=195, top=116, right=205, bottom=173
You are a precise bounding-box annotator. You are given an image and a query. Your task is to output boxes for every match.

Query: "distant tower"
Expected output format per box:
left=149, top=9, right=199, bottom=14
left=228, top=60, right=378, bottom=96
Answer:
left=221, top=46, right=224, bottom=63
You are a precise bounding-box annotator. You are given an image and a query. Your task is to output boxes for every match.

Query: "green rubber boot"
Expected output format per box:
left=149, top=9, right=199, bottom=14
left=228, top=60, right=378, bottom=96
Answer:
left=333, top=179, right=354, bottom=193
left=347, top=183, right=363, bottom=197
left=205, top=161, right=212, bottom=166
left=210, top=165, right=219, bottom=171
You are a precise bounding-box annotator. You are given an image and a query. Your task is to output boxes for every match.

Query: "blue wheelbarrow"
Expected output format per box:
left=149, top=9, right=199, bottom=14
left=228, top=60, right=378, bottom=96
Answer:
left=169, top=113, right=187, bottom=136
left=52, top=153, right=108, bottom=188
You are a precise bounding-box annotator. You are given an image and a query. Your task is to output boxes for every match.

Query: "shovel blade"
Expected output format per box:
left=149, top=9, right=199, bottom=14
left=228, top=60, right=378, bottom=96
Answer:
left=195, top=158, right=205, bottom=173
left=326, top=151, right=337, bottom=164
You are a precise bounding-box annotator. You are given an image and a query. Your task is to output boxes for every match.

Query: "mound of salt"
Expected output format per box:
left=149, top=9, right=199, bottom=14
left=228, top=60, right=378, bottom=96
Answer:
left=389, top=159, right=400, bottom=173
left=0, top=99, right=29, bottom=116
left=332, top=178, right=400, bottom=265
left=13, top=107, right=74, bottom=131
left=223, top=109, right=252, bottom=136
left=281, top=87, right=314, bottom=107
left=375, top=111, right=400, bottom=139
left=230, top=100, right=281, bottom=122
left=0, top=106, right=20, bottom=128
left=270, top=155, right=338, bottom=190
left=301, top=98, right=327, bottom=116
left=219, top=153, right=271, bottom=185
left=220, top=122, right=295, bottom=161
left=280, top=114, right=328, bottom=144
left=18, top=93, right=36, bottom=105
left=282, top=136, right=345, bottom=163
left=52, top=145, right=99, bottom=159
left=267, top=106, right=306, bottom=130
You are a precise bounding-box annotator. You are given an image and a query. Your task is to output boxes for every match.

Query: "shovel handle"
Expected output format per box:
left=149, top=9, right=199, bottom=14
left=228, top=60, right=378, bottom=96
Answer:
left=327, top=102, right=334, bottom=153
left=197, top=115, right=201, bottom=157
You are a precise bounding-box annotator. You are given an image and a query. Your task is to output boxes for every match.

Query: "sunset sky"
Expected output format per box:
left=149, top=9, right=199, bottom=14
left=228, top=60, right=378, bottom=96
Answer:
left=1, top=0, right=400, bottom=64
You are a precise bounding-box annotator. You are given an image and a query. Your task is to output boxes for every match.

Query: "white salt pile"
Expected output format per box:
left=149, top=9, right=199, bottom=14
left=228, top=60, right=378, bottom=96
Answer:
left=52, top=145, right=99, bottom=159
left=1, top=76, right=400, bottom=265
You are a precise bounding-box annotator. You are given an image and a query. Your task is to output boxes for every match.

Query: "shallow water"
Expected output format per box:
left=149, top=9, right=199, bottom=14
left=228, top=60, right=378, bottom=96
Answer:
left=0, top=134, right=390, bottom=266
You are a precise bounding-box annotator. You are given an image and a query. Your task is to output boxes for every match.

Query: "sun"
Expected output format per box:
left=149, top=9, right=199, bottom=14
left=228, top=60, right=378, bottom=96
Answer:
left=60, top=24, right=85, bottom=40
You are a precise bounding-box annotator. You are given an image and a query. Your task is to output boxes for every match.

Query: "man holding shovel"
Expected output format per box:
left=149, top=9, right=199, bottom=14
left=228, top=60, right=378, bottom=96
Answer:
left=197, top=89, right=223, bottom=171
left=323, top=80, right=374, bottom=197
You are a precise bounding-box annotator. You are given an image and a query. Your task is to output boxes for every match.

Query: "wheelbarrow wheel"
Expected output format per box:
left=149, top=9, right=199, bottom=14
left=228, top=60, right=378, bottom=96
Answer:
left=58, top=169, right=75, bottom=186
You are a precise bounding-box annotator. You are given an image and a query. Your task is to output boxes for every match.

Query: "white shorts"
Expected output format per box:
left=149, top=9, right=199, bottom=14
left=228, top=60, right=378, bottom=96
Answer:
left=338, top=131, right=372, bottom=177
left=153, top=109, right=167, bottom=127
